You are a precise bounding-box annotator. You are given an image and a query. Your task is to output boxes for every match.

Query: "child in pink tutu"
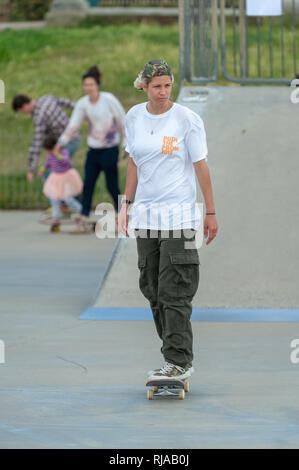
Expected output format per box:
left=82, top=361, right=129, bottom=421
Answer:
left=38, top=135, right=83, bottom=232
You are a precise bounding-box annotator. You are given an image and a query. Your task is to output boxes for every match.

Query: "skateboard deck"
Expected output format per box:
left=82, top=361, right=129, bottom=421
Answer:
left=39, top=217, right=76, bottom=226
left=39, top=214, right=97, bottom=229
left=68, top=222, right=97, bottom=234
left=146, top=378, right=189, bottom=400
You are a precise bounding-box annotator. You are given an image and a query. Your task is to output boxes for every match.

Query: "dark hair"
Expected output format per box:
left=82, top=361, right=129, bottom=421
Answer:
left=82, top=65, right=102, bottom=86
left=43, top=134, right=58, bottom=151
left=12, top=94, right=31, bottom=111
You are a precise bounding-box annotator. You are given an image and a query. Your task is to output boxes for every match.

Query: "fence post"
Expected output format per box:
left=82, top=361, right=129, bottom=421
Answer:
left=179, top=0, right=185, bottom=87
left=179, top=0, right=191, bottom=86
left=239, top=0, right=247, bottom=80
left=0, top=340, right=4, bottom=364
left=0, top=79, right=4, bottom=104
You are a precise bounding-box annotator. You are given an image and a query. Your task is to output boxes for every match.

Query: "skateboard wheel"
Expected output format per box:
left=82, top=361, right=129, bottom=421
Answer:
left=179, top=389, right=185, bottom=400
left=147, top=389, right=154, bottom=400
left=50, top=225, right=60, bottom=233
left=184, top=382, right=189, bottom=393
left=153, top=386, right=159, bottom=393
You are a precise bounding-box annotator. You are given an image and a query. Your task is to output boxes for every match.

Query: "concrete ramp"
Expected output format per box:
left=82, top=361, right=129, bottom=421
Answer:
left=81, top=86, right=299, bottom=320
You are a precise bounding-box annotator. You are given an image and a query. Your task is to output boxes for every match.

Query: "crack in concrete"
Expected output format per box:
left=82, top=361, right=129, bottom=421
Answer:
left=56, top=355, right=88, bottom=373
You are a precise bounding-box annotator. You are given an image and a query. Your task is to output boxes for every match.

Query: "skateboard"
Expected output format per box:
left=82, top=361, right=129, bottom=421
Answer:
left=38, top=207, right=75, bottom=225
left=146, top=378, right=189, bottom=400
left=38, top=211, right=97, bottom=233
left=39, top=216, right=77, bottom=226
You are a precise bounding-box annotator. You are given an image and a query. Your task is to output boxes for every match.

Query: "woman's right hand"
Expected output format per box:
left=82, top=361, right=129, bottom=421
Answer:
left=118, top=204, right=130, bottom=237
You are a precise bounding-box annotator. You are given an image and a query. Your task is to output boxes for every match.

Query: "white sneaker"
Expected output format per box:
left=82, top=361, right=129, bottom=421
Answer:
left=148, top=362, right=194, bottom=381
left=148, top=363, right=194, bottom=377
left=69, top=215, right=94, bottom=234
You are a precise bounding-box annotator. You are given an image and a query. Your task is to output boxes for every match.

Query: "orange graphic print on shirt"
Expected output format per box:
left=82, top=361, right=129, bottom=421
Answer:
left=162, top=136, right=179, bottom=155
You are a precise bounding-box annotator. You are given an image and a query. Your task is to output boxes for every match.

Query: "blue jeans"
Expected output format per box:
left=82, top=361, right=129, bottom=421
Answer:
left=51, top=197, right=82, bottom=221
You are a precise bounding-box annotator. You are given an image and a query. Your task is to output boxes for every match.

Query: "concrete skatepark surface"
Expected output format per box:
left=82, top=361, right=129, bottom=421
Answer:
left=92, top=86, right=299, bottom=312
left=1, top=86, right=299, bottom=449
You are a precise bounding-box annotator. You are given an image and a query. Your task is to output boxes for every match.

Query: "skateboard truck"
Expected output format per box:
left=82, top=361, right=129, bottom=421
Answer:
left=146, top=378, right=189, bottom=400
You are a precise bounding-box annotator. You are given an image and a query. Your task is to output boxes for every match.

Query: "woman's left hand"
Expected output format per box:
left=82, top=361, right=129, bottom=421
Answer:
left=204, top=215, right=218, bottom=245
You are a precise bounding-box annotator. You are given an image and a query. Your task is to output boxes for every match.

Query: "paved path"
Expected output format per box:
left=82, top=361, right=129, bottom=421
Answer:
left=0, top=21, right=45, bottom=31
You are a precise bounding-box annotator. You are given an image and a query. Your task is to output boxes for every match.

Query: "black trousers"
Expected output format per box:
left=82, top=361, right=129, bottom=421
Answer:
left=82, top=146, right=120, bottom=216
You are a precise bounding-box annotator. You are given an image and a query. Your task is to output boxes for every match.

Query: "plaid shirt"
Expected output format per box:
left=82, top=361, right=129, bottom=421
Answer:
left=29, top=95, right=79, bottom=172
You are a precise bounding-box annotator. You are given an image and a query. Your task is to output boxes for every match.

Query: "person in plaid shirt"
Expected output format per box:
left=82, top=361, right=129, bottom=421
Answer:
left=12, top=94, right=81, bottom=183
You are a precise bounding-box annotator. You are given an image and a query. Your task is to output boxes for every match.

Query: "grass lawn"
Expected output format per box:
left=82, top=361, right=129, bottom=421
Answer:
left=0, top=19, right=297, bottom=208
left=0, top=22, right=180, bottom=208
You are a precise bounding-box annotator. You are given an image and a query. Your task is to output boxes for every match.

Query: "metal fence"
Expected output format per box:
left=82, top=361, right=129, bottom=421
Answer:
left=179, top=0, right=218, bottom=84
left=0, top=128, right=126, bottom=209
left=0, top=129, right=57, bottom=209
left=221, top=0, right=298, bottom=84
left=179, top=0, right=299, bottom=85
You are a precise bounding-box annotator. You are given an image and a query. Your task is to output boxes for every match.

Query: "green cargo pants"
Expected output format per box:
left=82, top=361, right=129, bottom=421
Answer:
left=135, top=228, right=200, bottom=368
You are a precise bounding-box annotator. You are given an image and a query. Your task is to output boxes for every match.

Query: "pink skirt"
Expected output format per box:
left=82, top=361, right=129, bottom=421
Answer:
left=43, top=169, right=83, bottom=201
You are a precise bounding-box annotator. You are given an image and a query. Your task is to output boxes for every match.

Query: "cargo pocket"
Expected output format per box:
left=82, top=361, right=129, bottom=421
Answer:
left=137, top=254, right=147, bottom=270
left=137, top=254, right=156, bottom=302
left=168, top=251, right=200, bottom=298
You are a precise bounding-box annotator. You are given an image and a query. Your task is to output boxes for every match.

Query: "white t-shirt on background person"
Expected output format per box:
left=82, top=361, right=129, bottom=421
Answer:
left=59, top=92, right=126, bottom=150
left=125, top=102, right=208, bottom=230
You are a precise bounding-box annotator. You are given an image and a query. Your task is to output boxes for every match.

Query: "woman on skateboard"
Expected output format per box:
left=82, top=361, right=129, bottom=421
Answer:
left=118, top=59, right=218, bottom=381
left=56, top=66, right=126, bottom=233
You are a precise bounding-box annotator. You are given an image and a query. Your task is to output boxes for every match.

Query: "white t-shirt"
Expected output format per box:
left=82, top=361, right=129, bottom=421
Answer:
left=59, top=92, right=126, bottom=149
left=125, top=101, right=208, bottom=230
